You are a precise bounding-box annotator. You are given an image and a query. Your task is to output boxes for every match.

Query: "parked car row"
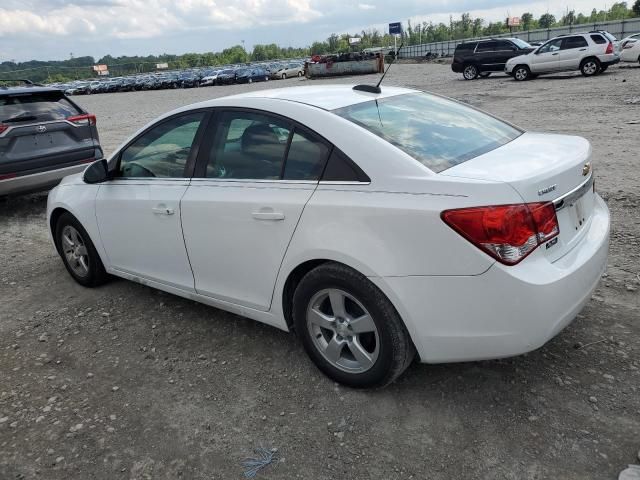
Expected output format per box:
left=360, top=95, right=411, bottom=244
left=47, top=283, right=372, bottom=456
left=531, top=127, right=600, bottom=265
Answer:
left=452, top=30, right=636, bottom=81
left=51, top=60, right=307, bottom=95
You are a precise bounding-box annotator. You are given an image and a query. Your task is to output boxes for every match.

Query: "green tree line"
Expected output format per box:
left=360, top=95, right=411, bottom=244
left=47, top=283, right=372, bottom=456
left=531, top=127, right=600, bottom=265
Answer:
left=1, top=1, right=639, bottom=83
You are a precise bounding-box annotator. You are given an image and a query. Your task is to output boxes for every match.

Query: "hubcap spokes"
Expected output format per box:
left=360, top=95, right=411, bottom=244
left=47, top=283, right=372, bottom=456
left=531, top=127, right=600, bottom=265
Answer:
left=307, top=289, right=379, bottom=373
left=62, top=226, right=90, bottom=277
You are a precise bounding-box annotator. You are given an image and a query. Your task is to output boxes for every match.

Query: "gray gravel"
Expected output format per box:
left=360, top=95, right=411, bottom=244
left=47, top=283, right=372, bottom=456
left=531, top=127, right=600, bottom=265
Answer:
left=1, top=63, right=639, bottom=479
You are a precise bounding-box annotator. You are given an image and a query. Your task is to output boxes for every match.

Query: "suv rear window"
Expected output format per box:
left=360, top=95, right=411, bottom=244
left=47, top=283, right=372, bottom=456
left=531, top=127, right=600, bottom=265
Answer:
left=590, top=34, right=607, bottom=44
left=0, top=91, right=80, bottom=124
left=333, top=93, right=522, bottom=173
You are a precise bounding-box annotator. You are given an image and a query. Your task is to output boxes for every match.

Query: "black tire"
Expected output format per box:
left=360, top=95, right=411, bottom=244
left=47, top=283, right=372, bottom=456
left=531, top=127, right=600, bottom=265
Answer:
left=581, top=57, right=600, bottom=77
left=282, top=73, right=287, bottom=79
left=292, top=262, right=416, bottom=388
left=513, top=65, right=531, bottom=81
left=479, top=72, right=491, bottom=78
left=55, top=212, right=108, bottom=287
left=462, top=64, right=478, bottom=80
left=297, top=71, right=303, bottom=77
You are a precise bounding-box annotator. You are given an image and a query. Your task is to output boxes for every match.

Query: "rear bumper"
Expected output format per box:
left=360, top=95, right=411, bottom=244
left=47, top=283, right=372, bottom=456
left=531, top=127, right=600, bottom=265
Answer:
left=451, top=62, right=463, bottom=73
left=0, top=163, right=88, bottom=196
left=601, top=56, right=620, bottom=67
left=373, top=194, right=610, bottom=363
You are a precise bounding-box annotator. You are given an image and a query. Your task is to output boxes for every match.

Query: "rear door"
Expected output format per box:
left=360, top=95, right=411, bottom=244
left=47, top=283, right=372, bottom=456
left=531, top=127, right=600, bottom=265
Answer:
left=559, top=36, right=589, bottom=70
left=0, top=90, right=99, bottom=177
left=475, top=41, right=498, bottom=70
left=181, top=109, right=331, bottom=311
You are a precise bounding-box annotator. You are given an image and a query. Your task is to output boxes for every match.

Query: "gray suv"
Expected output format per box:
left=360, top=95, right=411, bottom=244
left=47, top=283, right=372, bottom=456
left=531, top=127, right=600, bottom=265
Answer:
left=0, top=81, right=102, bottom=196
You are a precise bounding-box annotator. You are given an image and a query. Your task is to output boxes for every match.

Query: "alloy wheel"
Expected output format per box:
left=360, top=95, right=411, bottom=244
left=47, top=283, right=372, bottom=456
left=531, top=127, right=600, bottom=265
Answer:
left=306, top=288, right=380, bottom=374
left=514, top=67, right=529, bottom=81
left=583, top=61, right=598, bottom=75
left=463, top=65, right=478, bottom=80
left=61, top=225, right=90, bottom=277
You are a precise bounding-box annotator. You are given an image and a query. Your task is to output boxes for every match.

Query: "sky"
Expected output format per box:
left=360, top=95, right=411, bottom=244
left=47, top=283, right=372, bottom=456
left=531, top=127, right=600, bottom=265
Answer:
left=0, top=0, right=614, bottom=62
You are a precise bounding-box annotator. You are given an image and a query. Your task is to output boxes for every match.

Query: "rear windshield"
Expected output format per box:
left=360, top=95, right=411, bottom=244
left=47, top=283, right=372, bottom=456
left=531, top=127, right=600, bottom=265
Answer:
left=333, top=93, right=522, bottom=173
left=0, top=92, right=80, bottom=123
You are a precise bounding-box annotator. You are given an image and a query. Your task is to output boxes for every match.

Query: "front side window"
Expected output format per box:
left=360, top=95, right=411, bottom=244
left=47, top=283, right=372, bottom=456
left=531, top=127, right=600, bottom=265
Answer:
left=563, top=36, right=588, bottom=49
left=495, top=40, right=516, bottom=51
left=333, top=93, right=522, bottom=173
left=118, top=112, right=204, bottom=178
left=539, top=39, right=563, bottom=53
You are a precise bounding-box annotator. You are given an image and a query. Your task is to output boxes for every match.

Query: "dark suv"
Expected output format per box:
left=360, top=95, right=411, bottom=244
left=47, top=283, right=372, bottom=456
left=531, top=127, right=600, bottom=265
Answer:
left=0, top=81, right=102, bottom=196
left=452, top=38, right=535, bottom=80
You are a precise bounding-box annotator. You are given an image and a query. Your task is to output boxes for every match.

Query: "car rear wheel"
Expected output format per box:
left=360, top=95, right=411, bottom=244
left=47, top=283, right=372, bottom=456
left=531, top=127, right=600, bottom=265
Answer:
left=55, top=212, right=108, bottom=287
left=282, top=73, right=287, bottom=79
left=297, top=71, right=303, bottom=77
left=293, top=262, right=416, bottom=388
left=581, top=58, right=600, bottom=76
left=463, top=64, right=478, bottom=80
left=513, top=65, right=531, bottom=81
left=248, top=78, right=253, bottom=84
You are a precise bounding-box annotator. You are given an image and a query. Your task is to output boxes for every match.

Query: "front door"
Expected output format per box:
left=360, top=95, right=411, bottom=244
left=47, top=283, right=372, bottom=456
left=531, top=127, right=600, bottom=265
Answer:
left=530, top=38, right=563, bottom=73
left=181, top=109, right=331, bottom=311
left=96, top=111, right=207, bottom=291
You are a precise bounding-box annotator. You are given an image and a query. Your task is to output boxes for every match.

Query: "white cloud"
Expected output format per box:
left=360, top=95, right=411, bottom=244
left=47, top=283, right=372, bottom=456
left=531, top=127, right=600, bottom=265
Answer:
left=358, top=3, right=376, bottom=10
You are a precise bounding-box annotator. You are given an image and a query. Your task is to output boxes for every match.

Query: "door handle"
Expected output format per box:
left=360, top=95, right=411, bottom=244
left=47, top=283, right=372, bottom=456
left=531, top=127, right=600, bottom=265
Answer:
left=552, top=53, right=559, bottom=56
left=252, top=210, right=285, bottom=221
left=579, top=48, right=587, bottom=51
left=152, top=206, right=175, bottom=215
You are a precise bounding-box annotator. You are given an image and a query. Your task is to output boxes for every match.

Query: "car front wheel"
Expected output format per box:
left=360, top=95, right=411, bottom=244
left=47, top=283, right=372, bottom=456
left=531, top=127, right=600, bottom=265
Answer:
left=513, top=65, right=531, bottom=81
left=463, top=64, right=478, bottom=80
left=293, top=262, right=415, bottom=388
left=581, top=58, right=600, bottom=76
left=55, top=212, right=108, bottom=287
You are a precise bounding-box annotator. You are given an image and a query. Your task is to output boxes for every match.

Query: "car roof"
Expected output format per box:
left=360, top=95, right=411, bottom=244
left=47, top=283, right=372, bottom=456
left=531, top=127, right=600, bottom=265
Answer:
left=201, top=85, right=418, bottom=111
left=0, top=85, right=63, bottom=96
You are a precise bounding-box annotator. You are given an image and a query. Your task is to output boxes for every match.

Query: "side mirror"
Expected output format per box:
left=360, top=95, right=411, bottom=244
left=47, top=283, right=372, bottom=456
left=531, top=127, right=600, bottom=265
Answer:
left=83, top=159, right=109, bottom=184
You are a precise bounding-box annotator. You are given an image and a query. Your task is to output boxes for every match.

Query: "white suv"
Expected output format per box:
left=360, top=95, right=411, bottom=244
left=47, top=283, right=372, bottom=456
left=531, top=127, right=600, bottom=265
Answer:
left=505, top=32, right=620, bottom=81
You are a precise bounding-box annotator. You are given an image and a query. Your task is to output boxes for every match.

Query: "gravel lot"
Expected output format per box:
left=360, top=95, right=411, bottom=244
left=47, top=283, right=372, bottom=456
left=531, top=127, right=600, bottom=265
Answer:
left=1, top=63, right=639, bottom=480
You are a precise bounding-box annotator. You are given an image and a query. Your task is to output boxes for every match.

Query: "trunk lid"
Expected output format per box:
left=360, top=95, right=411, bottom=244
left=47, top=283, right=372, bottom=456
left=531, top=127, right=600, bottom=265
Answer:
left=442, top=132, right=596, bottom=262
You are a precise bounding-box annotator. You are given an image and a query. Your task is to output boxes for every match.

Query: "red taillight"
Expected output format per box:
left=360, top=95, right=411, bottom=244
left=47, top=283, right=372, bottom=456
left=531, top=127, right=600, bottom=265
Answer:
left=66, top=114, right=96, bottom=126
left=441, top=202, right=559, bottom=266
left=0, top=173, right=17, bottom=181
left=0, top=123, right=8, bottom=134
left=606, top=42, right=614, bottom=54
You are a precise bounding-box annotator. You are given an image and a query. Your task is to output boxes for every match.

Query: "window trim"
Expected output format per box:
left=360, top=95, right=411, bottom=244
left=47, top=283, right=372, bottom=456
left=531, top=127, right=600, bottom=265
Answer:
left=192, top=106, right=345, bottom=183
left=109, top=108, right=211, bottom=181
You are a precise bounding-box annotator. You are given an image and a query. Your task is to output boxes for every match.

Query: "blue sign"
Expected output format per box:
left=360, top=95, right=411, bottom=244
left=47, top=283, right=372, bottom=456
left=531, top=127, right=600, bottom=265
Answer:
left=389, top=22, right=403, bottom=35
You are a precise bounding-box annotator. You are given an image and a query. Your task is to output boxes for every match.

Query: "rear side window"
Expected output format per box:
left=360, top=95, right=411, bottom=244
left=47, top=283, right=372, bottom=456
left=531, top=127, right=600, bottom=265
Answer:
left=564, top=36, right=588, bottom=49
left=333, top=93, right=522, bottom=173
left=476, top=41, right=497, bottom=52
left=283, top=130, right=330, bottom=181
left=455, top=43, right=477, bottom=52
left=322, top=149, right=370, bottom=182
left=590, top=34, right=607, bottom=44
left=0, top=92, right=80, bottom=123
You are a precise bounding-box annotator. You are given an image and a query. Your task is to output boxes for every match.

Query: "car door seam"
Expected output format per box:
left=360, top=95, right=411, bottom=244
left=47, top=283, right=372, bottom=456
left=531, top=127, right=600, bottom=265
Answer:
left=179, top=178, right=198, bottom=292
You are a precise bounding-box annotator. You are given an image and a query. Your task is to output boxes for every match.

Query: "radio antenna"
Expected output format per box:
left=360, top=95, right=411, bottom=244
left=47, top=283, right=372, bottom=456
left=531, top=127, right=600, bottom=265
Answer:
left=353, top=42, right=404, bottom=94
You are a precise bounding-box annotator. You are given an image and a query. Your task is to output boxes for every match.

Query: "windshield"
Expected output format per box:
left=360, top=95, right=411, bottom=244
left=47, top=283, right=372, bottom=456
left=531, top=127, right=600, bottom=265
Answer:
left=511, top=38, right=531, bottom=49
left=333, top=93, right=522, bottom=173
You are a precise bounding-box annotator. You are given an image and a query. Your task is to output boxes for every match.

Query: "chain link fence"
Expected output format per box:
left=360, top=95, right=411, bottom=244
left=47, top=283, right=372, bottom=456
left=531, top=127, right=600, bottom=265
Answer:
left=399, top=17, right=640, bottom=58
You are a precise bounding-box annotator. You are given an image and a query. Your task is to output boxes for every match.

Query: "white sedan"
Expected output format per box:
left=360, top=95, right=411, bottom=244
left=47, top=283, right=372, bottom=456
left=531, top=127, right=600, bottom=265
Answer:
left=46, top=85, right=610, bottom=388
left=620, top=38, right=640, bottom=63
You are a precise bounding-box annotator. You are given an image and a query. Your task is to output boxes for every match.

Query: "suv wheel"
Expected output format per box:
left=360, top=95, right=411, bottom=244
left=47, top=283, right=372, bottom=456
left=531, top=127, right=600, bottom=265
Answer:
left=297, top=71, right=303, bottom=77
left=581, top=58, right=600, bottom=77
left=293, top=262, right=416, bottom=388
left=463, top=64, right=478, bottom=80
left=513, top=65, right=531, bottom=81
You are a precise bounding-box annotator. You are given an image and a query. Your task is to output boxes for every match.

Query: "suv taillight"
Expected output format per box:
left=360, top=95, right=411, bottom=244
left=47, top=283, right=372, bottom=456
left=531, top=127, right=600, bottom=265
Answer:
left=441, top=202, right=559, bottom=266
left=0, top=123, right=8, bottom=134
left=66, top=114, right=96, bottom=126
left=605, top=42, right=614, bottom=54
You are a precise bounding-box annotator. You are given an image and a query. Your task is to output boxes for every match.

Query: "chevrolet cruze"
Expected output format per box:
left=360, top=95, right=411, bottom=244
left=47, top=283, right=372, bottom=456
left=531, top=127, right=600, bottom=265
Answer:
left=46, top=85, right=610, bottom=388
